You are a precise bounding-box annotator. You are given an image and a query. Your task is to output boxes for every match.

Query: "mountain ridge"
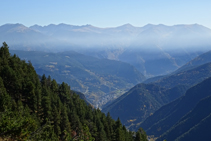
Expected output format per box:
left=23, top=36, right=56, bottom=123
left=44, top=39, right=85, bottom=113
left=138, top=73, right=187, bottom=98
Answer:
left=1, top=23, right=211, bottom=76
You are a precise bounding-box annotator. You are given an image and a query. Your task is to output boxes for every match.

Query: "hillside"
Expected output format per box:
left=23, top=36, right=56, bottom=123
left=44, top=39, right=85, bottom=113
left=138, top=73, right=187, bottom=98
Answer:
left=139, top=77, right=211, bottom=138
left=152, top=62, right=211, bottom=89
left=103, top=59, right=211, bottom=132
left=143, top=49, right=211, bottom=85
left=9, top=50, right=145, bottom=107
left=102, top=83, right=187, bottom=128
left=174, top=50, right=211, bottom=73
left=0, top=42, right=146, bottom=140
left=158, top=96, right=211, bottom=141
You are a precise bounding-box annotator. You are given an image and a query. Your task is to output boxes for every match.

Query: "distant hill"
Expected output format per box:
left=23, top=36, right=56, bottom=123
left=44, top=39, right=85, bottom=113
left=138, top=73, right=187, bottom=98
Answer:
left=150, top=62, right=211, bottom=89
left=1, top=23, right=211, bottom=76
left=0, top=24, right=53, bottom=50
left=139, top=77, right=211, bottom=140
left=102, top=83, right=187, bottom=128
left=103, top=61, right=211, bottom=131
left=143, top=49, right=211, bottom=85
left=174, top=50, right=211, bottom=73
left=10, top=50, right=145, bottom=107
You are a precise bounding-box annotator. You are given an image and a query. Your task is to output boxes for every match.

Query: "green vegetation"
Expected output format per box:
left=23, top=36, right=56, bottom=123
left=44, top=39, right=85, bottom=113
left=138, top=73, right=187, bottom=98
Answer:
left=0, top=42, right=147, bottom=140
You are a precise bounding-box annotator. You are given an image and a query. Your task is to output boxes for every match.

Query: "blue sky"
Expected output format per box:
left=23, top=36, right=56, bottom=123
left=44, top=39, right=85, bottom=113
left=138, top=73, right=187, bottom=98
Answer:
left=1, top=0, right=211, bottom=28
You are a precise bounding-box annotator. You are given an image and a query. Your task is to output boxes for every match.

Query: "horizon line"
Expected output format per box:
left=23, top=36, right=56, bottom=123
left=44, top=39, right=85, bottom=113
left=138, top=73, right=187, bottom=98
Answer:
left=0, top=23, right=207, bottom=29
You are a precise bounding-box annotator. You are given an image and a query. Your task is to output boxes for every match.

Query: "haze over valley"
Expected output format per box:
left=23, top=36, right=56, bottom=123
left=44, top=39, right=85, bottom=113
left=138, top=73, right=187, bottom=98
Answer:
left=1, top=0, right=211, bottom=140
left=2, top=23, right=211, bottom=77
left=2, top=23, right=211, bottom=108
left=2, top=22, right=211, bottom=140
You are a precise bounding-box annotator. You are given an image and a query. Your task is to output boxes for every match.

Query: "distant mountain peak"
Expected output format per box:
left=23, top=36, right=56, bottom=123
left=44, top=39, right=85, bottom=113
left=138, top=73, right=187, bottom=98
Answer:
left=2, top=23, right=26, bottom=28
left=144, top=23, right=155, bottom=27
left=118, top=23, right=135, bottom=28
left=122, top=23, right=134, bottom=26
left=30, top=24, right=43, bottom=29
left=2, top=23, right=30, bottom=33
left=143, top=23, right=169, bottom=28
left=82, top=24, right=93, bottom=27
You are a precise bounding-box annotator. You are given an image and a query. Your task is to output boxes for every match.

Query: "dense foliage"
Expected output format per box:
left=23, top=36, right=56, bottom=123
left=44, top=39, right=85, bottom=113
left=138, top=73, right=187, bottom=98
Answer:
left=0, top=42, right=147, bottom=140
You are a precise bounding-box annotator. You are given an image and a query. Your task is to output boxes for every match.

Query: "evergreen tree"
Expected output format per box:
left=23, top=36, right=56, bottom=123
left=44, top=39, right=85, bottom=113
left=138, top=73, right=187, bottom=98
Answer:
left=41, top=87, right=51, bottom=123
left=41, top=74, right=47, bottom=87
left=0, top=77, right=11, bottom=111
left=51, top=79, right=58, bottom=92
left=115, top=117, right=124, bottom=141
left=52, top=105, right=61, bottom=137
left=0, top=42, right=10, bottom=67
left=60, top=105, right=71, bottom=140
left=135, top=128, right=148, bottom=141
left=0, top=42, right=143, bottom=140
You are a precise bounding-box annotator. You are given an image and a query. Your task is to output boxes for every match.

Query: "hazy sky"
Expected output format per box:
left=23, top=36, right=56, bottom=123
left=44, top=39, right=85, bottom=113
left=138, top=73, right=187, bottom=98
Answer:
left=1, top=0, right=211, bottom=28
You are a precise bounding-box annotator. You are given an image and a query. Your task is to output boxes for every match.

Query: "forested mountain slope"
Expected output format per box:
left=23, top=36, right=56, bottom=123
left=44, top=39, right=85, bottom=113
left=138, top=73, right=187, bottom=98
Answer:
left=0, top=42, right=147, bottom=141
left=102, top=83, right=187, bottom=129
left=140, top=77, right=211, bottom=139
left=103, top=60, right=211, bottom=132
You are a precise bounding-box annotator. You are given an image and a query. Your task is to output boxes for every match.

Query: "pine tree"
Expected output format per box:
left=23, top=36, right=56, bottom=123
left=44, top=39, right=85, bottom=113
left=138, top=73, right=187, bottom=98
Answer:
left=0, top=42, right=139, bottom=141
left=0, top=77, right=11, bottom=111
left=115, top=117, right=125, bottom=141
left=41, top=87, right=51, bottom=123
left=52, top=105, right=61, bottom=137
left=60, top=105, right=71, bottom=140
left=135, top=128, right=148, bottom=141
left=0, top=42, right=10, bottom=67
left=106, top=112, right=115, bottom=140
left=41, top=74, right=47, bottom=87
left=50, top=79, right=58, bottom=92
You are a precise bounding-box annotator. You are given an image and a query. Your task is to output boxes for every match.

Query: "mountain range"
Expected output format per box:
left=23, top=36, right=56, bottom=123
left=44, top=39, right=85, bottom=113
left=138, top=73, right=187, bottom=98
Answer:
left=1, top=22, right=211, bottom=140
left=1, top=23, right=211, bottom=76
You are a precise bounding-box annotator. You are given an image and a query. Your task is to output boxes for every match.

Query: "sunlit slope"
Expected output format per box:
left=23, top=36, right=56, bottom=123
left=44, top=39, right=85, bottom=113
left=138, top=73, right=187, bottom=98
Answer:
left=102, top=83, right=187, bottom=127
left=103, top=61, right=211, bottom=131
left=10, top=50, right=145, bottom=106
